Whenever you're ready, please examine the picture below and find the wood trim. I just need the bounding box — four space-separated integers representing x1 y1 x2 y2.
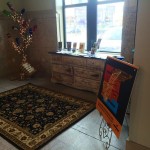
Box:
126 140 150 150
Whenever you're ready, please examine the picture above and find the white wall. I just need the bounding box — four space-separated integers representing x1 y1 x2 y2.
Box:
129 0 150 148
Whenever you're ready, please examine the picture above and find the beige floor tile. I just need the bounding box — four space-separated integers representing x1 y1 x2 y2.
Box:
0 137 18 150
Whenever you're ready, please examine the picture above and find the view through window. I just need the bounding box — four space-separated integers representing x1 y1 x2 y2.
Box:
65 6 87 49
97 2 124 52
63 0 124 52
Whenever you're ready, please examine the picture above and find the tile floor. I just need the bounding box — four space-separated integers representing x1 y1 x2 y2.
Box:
0 78 129 150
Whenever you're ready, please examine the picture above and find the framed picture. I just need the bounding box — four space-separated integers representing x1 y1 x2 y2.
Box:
73 42 77 49
21 62 36 76
66 42 71 51
79 42 85 53
58 42 62 51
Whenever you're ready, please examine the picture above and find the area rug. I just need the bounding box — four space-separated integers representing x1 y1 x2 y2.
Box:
0 83 95 150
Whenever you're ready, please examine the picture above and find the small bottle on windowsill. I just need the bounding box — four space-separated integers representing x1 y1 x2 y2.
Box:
58 42 62 51
91 42 98 55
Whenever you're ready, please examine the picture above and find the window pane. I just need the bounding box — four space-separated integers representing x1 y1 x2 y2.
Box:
65 0 88 5
97 2 124 52
65 7 87 49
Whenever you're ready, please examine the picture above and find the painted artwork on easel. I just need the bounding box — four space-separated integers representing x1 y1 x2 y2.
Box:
96 56 138 138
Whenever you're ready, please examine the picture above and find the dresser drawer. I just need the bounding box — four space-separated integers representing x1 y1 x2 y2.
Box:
74 67 102 81
51 54 62 63
86 58 104 69
52 64 73 75
62 56 86 66
74 76 100 93
51 72 73 85
50 53 104 93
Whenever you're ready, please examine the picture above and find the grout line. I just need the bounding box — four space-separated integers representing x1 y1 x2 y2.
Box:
75 124 88 130
72 127 121 150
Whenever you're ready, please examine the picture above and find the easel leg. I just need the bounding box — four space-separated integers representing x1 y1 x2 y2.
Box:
99 118 113 149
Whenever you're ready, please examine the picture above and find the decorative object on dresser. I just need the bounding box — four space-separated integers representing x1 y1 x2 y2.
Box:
79 42 85 53
58 41 62 51
72 42 77 52
50 53 105 93
66 42 72 51
0 83 95 150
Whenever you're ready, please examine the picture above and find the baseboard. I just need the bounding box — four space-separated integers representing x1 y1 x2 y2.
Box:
126 140 150 150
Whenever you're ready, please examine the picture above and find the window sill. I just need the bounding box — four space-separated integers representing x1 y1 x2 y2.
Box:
53 50 123 60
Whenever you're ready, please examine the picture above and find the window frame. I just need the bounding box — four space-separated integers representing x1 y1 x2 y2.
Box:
63 0 124 52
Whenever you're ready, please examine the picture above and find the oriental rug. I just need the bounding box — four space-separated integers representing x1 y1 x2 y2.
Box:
0 83 95 150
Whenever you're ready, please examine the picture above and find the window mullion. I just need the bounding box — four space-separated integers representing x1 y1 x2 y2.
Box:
63 0 66 48
87 0 97 51
64 3 87 8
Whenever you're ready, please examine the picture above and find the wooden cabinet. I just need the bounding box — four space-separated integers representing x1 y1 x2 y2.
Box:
50 53 105 93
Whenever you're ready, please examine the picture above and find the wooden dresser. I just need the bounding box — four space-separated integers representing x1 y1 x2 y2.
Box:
50 53 105 93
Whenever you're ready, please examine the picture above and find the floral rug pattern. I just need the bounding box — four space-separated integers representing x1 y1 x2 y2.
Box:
0 83 95 150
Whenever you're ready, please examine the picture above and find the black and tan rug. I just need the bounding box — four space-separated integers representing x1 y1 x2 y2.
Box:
0 83 95 150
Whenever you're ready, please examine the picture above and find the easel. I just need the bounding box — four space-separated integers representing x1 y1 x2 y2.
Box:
99 116 113 149
96 56 138 149
99 113 130 149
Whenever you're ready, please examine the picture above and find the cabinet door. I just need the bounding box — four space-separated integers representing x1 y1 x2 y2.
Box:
51 54 62 64
74 67 102 81
74 76 100 93
62 56 86 66
51 72 73 86
86 58 105 69
52 64 73 75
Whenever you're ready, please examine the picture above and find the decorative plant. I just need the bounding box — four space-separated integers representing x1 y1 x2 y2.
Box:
3 2 37 79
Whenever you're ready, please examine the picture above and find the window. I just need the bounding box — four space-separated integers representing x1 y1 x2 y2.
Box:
97 2 124 52
63 0 124 53
65 7 87 48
